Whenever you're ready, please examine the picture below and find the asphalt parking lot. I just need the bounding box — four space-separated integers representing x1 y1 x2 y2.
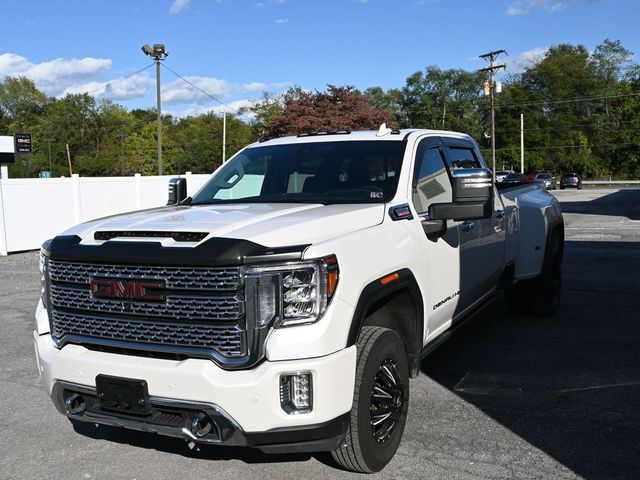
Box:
1 188 639 480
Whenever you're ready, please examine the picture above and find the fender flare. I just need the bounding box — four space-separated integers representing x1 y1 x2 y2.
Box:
346 268 424 377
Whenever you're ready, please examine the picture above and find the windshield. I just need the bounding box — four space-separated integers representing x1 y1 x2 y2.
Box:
537 173 552 179
505 173 522 180
191 140 407 205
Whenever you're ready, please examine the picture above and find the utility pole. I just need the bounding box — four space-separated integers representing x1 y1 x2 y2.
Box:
479 49 507 182
66 144 73 175
116 133 126 165
45 139 54 173
520 113 524 174
141 44 169 176
222 111 227 163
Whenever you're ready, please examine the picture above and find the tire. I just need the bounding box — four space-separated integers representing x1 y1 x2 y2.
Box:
505 234 562 317
332 326 409 473
530 235 562 316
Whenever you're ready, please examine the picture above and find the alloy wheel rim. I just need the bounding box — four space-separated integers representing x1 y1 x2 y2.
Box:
370 358 404 444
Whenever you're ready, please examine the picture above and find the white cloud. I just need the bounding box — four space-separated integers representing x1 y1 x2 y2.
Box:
161 76 289 104
0 53 112 97
63 75 155 101
505 47 549 73
166 99 256 120
169 0 190 14
0 52 287 118
274 18 289 24
505 0 596 15
162 76 233 104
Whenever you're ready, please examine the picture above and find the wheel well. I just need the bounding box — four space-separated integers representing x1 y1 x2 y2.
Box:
361 289 417 367
347 269 424 378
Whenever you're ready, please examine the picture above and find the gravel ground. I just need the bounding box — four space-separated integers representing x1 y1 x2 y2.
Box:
1 188 639 480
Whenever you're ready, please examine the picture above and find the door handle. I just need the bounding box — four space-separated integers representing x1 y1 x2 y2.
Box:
461 222 475 232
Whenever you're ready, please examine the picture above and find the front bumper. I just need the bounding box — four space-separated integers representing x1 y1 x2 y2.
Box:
34 331 356 449
50 380 350 453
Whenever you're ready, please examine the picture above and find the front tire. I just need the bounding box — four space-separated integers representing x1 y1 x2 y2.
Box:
332 327 409 473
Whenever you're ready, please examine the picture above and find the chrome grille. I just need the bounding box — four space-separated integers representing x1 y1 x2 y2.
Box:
47 260 246 361
48 260 241 290
51 311 244 356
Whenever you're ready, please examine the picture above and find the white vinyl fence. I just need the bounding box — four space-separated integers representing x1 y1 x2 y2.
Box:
0 172 211 255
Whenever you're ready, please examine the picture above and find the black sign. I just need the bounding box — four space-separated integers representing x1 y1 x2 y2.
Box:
15 133 32 153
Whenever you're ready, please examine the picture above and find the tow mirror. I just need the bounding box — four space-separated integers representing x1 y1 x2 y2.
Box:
452 168 493 203
167 177 187 205
429 168 493 221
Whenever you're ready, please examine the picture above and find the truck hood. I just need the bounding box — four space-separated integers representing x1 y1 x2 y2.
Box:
66 203 386 248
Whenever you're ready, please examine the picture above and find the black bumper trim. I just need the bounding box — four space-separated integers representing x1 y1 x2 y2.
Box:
52 381 349 453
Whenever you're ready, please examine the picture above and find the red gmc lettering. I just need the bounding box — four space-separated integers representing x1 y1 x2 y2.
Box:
90 279 164 301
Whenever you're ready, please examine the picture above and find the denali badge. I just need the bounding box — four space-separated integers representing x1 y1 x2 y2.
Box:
90 278 166 302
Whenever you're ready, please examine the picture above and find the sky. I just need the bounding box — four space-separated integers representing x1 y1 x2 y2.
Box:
0 0 637 119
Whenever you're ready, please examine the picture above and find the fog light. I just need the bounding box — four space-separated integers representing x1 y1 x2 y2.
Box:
280 373 312 414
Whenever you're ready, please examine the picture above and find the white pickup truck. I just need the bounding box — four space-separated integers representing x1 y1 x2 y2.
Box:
35 127 563 473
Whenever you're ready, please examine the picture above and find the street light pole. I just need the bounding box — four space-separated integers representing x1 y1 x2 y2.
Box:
141 44 169 176
479 49 507 183
155 58 162 175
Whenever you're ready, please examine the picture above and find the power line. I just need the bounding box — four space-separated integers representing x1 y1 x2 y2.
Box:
495 90 640 109
485 141 639 152
497 118 640 134
160 63 253 121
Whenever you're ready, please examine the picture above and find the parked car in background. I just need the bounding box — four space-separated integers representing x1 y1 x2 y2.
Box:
502 172 526 185
495 170 514 183
535 172 557 190
560 172 582 189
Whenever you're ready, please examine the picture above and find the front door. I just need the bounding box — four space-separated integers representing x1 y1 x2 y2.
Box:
409 136 462 341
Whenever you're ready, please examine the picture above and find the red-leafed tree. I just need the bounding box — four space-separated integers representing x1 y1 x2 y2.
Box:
263 85 397 138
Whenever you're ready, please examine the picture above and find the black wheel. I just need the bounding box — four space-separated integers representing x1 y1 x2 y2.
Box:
506 235 562 316
332 326 409 473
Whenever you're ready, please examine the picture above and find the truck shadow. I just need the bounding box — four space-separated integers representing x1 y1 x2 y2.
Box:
70 419 319 465
421 239 640 479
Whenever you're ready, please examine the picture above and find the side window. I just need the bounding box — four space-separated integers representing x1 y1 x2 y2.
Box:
412 146 452 214
444 147 481 169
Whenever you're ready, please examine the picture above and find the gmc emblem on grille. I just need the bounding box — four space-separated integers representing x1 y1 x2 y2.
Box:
90 278 166 302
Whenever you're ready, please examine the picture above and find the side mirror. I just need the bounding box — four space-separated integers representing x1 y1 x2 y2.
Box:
167 177 187 205
429 168 493 221
452 168 493 203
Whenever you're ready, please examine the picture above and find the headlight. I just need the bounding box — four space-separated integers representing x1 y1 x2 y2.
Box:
246 255 339 328
39 249 49 309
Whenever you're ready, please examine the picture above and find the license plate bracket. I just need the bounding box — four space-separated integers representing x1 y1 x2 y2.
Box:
96 374 152 416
